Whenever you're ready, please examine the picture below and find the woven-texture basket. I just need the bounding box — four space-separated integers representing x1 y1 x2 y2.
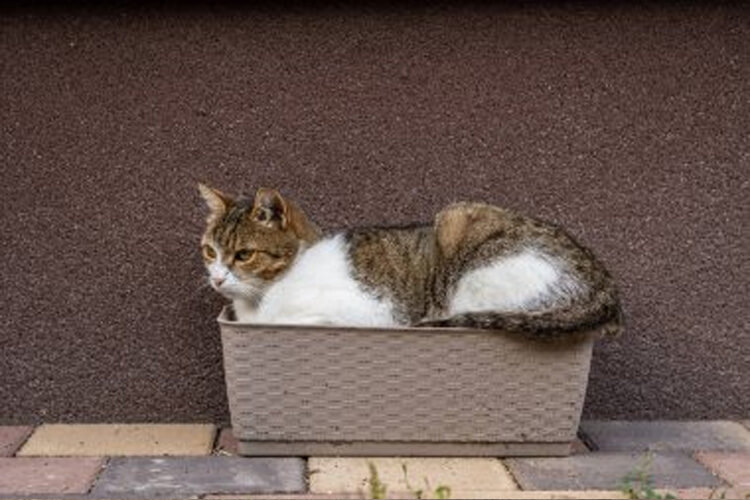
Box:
218 307 595 456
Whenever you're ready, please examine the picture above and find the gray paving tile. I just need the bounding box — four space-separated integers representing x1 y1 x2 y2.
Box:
91 457 306 497
506 452 723 490
580 420 750 452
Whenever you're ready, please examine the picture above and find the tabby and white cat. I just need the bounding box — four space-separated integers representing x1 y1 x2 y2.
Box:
199 184 622 339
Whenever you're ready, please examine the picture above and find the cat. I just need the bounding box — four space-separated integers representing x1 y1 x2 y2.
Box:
199 184 622 340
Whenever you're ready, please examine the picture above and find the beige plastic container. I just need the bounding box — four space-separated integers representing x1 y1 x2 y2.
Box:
218 306 595 456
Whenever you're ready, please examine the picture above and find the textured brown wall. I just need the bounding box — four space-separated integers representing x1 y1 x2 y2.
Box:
1 2 748 424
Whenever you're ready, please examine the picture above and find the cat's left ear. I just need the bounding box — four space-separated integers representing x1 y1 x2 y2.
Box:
252 188 288 229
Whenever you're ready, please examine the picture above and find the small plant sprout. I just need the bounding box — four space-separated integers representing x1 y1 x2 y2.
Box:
402 463 424 499
434 485 452 500
366 462 452 500
368 462 387 500
618 453 676 500
401 462 452 500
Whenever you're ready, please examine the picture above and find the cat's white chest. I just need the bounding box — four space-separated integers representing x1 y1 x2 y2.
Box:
235 235 398 327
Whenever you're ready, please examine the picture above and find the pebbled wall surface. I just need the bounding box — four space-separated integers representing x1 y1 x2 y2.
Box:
1 2 748 423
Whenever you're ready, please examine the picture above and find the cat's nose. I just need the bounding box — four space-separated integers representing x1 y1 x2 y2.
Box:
211 277 225 288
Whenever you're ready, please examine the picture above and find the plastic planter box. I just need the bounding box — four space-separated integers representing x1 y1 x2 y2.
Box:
218 306 595 456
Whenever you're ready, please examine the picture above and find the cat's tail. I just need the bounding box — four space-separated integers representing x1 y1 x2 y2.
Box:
418 291 622 341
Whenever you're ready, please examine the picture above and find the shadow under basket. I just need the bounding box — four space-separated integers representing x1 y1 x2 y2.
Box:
217 306 595 457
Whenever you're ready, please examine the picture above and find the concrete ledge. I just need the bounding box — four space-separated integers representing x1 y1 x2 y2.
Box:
237 440 572 457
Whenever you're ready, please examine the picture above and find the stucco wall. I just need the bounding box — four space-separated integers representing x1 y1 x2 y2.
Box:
1 2 748 423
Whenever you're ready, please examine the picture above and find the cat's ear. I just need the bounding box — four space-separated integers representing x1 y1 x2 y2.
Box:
252 188 288 229
198 183 231 214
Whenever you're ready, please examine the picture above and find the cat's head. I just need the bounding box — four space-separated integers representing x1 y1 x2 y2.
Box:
198 184 321 301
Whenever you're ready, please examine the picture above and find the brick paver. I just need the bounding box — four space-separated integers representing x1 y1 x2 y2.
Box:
0 457 105 495
216 428 239 455
506 452 723 491
18 423 216 456
440 492 627 500
91 457 306 496
722 487 750 499
580 420 750 452
204 495 366 500
1 421 746 498
0 427 32 457
695 452 750 487
664 487 750 499
309 457 517 499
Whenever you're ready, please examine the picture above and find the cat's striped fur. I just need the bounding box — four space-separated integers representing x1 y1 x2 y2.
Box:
199 185 622 340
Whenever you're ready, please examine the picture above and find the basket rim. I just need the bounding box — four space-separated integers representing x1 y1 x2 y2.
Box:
217 305 599 342
218 305 477 335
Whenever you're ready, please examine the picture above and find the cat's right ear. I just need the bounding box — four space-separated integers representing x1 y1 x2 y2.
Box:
252 188 288 229
198 183 231 215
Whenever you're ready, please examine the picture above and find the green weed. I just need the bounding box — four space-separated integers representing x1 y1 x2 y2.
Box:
368 462 387 500
365 462 452 500
618 453 675 500
401 463 451 499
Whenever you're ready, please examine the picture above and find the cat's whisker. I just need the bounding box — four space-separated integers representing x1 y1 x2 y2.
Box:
194 278 213 291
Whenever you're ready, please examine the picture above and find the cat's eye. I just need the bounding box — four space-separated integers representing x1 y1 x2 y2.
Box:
235 249 256 262
202 245 216 260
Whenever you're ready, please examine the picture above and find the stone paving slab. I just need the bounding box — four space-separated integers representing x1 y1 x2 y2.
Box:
722 487 750 500
18 424 216 457
0 427 33 457
309 457 517 499
91 457 305 497
505 452 723 491
664 487 750 499
580 420 750 452
695 452 750 487
206 492 629 500
0 457 105 495
204 495 366 500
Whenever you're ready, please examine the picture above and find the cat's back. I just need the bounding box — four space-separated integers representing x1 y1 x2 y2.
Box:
344 203 578 321
435 202 551 258
346 224 438 322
